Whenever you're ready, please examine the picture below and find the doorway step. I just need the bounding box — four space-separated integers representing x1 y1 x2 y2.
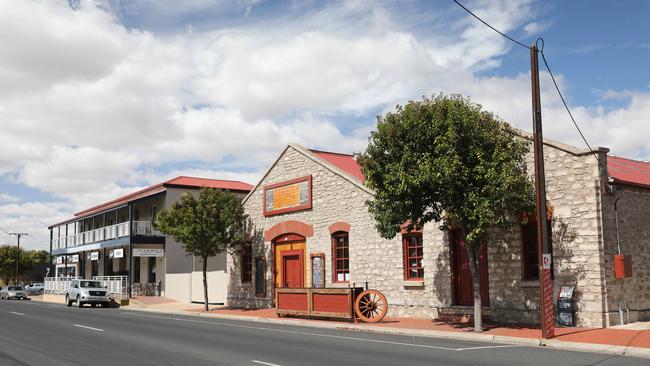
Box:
436 306 494 324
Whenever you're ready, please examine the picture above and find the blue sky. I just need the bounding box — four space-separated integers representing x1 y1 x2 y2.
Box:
1 0 649 249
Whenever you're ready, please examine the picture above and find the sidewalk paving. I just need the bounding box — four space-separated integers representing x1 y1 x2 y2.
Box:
121 299 650 358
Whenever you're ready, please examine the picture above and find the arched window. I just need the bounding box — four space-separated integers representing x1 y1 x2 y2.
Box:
331 232 349 283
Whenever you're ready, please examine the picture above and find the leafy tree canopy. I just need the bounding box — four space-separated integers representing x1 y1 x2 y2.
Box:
359 94 535 245
155 188 248 258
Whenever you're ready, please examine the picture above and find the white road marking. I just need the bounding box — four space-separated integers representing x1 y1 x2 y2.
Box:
10 312 24 316
73 324 104 332
252 360 283 366
123 313 466 351
456 345 522 351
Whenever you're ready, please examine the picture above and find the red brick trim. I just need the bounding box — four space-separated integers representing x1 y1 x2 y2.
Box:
328 221 351 234
400 221 422 234
264 220 314 242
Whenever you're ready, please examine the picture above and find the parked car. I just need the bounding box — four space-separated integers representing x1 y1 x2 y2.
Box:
65 279 111 308
24 283 44 295
0 285 29 300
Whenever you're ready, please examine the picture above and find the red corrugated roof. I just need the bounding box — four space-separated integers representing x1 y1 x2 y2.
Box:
309 150 365 183
608 156 650 188
50 176 253 227
164 176 253 191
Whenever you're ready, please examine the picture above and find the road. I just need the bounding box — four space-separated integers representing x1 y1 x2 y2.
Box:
0 299 646 366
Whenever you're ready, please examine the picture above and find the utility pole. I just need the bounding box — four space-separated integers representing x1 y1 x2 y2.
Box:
530 42 555 339
9 232 29 285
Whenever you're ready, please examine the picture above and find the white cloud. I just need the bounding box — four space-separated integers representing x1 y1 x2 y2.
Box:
523 21 552 36
0 201 72 250
0 194 20 203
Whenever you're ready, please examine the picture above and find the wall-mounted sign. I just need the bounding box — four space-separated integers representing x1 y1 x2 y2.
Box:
311 253 325 289
56 256 63 264
69 254 79 263
113 248 124 259
90 252 99 261
263 176 312 216
542 253 552 269
133 248 164 257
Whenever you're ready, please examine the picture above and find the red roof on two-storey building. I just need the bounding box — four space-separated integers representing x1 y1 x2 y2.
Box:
49 176 253 228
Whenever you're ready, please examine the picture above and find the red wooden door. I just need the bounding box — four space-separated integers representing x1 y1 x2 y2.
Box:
451 229 489 306
282 253 303 288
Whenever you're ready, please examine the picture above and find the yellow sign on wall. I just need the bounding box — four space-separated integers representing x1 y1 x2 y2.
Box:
264 176 312 216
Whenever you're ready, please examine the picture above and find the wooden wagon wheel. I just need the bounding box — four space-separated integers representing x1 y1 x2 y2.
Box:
354 289 387 323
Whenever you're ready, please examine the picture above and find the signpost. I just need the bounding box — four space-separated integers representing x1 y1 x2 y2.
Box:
311 253 325 289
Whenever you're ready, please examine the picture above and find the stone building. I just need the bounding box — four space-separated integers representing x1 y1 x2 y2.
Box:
227 139 650 328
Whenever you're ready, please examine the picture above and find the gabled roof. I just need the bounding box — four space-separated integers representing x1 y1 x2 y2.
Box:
242 144 371 205
49 176 253 228
607 156 650 189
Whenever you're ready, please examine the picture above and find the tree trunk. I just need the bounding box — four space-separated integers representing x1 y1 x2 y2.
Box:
202 255 209 312
465 236 483 332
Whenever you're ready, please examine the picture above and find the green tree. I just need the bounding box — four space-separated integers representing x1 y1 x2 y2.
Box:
155 188 248 311
359 94 535 332
0 245 36 285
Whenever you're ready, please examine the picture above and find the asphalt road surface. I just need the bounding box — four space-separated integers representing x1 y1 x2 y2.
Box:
0 299 647 366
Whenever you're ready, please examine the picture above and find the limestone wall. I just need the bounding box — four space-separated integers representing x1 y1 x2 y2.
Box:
228 146 449 317
484 144 606 326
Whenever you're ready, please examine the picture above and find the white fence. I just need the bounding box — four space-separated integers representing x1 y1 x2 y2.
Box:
44 275 129 300
93 275 129 300
44 276 79 295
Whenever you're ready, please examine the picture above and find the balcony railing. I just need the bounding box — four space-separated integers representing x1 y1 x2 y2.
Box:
52 221 161 250
131 221 162 236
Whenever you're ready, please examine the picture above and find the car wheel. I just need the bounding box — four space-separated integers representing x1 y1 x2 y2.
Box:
66 295 72 307
76 295 83 308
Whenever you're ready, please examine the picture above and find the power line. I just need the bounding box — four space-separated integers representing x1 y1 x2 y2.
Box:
451 0 529 49
538 45 610 178
451 0 610 179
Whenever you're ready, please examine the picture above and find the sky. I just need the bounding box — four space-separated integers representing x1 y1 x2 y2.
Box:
1 0 649 250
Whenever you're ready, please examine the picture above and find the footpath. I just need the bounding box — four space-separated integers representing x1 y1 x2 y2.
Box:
37 295 650 359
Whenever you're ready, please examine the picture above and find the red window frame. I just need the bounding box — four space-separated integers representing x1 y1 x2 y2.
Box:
331 232 349 283
241 242 252 283
521 219 553 281
403 233 424 280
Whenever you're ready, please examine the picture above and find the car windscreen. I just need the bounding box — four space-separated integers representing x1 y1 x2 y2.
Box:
80 281 102 288
8 286 23 290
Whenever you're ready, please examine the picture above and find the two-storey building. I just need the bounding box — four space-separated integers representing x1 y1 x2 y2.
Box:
49 176 252 303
